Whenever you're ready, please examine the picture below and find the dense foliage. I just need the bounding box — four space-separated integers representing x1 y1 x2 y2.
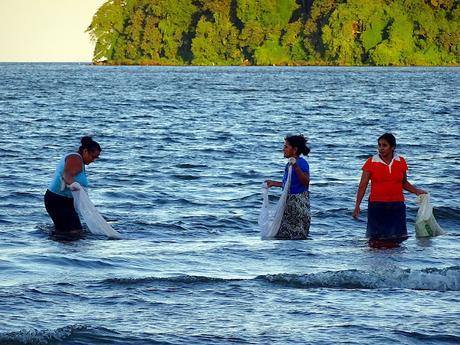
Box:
87 0 460 65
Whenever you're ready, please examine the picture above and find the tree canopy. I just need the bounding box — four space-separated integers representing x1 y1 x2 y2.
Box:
87 0 460 65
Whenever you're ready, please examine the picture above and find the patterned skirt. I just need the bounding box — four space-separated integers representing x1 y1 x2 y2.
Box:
275 191 311 240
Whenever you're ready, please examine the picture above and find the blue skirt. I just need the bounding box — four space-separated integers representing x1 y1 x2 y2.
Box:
367 201 407 242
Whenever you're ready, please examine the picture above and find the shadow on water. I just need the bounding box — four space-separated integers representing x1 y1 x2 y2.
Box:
415 237 436 248
48 232 86 243
36 223 86 242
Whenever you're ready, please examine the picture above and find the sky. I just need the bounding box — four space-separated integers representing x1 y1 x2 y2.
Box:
0 0 106 62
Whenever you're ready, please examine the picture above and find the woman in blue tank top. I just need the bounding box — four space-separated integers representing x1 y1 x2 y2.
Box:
44 136 101 238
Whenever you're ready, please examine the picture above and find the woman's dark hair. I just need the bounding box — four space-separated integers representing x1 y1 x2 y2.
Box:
378 133 396 148
285 134 310 156
78 136 101 154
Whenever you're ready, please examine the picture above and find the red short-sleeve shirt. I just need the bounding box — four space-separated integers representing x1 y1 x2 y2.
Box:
362 154 408 202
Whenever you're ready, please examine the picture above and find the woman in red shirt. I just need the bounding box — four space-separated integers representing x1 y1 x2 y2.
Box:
352 133 426 248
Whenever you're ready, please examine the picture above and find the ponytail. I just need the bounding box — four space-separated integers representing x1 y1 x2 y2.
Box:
78 136 101 154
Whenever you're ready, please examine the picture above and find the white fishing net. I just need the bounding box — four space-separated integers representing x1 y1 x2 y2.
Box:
259 165 292 239
71 182 122 239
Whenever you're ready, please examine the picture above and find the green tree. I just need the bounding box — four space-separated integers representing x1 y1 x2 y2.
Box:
281 21 308 63
151 0 197 63
237 0 299 64
87 0 125 62
140 15 162 62
124 8 146 60
87 0 459 66
302 0 339 62
358 1 388 58
321 0 367 65
369 1 416 65
253 35 291 65
191 0 241 65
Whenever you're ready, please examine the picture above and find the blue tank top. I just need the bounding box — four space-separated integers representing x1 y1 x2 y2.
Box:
48 153 88 198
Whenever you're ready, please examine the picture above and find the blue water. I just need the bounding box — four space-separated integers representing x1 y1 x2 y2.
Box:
0 64 459 344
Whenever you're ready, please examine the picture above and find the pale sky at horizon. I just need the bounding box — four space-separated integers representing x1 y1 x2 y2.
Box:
0 0 106 62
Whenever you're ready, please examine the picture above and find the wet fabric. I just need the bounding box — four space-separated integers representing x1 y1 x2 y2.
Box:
259 165 292 239
275 191 311 240
366 201 407 242
71 182 121 239
44 189 82 233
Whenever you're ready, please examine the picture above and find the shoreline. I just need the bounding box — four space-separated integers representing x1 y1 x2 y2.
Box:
92 61 460 68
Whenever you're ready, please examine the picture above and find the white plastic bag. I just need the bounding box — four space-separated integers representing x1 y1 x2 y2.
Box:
259 165 292 239
71 182 122 239
415 193 444 237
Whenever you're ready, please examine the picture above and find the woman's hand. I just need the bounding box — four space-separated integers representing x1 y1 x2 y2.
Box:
415 189 427 196
352 205 360 219
352 171 370 220
69 182 81 191
265 180 274 188
265 180 282 188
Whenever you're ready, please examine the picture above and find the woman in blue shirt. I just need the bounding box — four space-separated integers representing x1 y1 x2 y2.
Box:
265 135 311 239
44 136 101 238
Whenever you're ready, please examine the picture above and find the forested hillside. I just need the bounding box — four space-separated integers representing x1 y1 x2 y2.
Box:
87 0 459 65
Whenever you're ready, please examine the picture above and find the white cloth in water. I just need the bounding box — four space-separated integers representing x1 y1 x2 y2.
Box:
71 182 122 239
415 193 444 237
259 165 292 239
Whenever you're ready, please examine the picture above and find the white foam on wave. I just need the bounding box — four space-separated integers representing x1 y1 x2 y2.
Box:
261 266 460 291
0 325 85 345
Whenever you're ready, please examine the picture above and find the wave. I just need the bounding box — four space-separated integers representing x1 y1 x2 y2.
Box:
100 266 459 291
0 325 86 345
395 330 460 343
434 206 460 221
28 256 117 269
0 325 165 345
172 174 201 180
0 217 13 225
258 266 460 291
103 275 243 285
175 163 207 169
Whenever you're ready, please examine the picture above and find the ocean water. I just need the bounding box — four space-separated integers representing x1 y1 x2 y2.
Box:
0 64 459 345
